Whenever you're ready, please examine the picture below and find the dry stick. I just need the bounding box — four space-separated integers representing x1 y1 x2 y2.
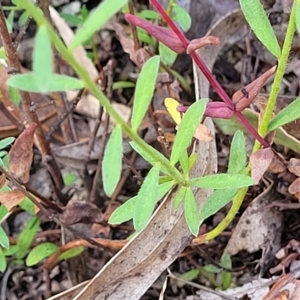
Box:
0 5 65 200
13 15 31 49
128 0 140 51
37 0 77 144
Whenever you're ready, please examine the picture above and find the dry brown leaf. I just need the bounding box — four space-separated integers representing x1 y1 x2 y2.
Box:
194 124 213 142
288 158 300 177
59 201 103 225
250 147 274 184
0 190 26 211
268 154 287 174
288 178 300 195
8 123 37 184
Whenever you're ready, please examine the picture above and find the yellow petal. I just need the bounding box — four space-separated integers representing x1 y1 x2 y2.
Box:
164 97 182 125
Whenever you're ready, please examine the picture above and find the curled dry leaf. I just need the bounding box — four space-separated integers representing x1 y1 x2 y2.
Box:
250 147 274 184
125 14 186 54
288 178 300 200
288 158 300 177
59 200 103 225
8 123 37 184
186 36 220 54
194 124 213 142
0 190 26 211
232 66 276 112
268 154 287 174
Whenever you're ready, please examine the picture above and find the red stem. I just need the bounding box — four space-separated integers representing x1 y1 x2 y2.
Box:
149 0 269 148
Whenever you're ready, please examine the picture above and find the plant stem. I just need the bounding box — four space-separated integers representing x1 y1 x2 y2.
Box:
253 0 297 152
17 0 186 186
149 0 269 148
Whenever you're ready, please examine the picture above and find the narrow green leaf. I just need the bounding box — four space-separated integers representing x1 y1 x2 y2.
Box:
61 13 83 27
57 246 85 261
184 188 199 236
6 10 14 34
296 2 300 34
131 56 160 131
8 74 84 93
173 186 187 209
159 42 177 66
69 0 128 50
199 189 238 221
180 269 200 281
228 131 247 174
173 4 191 32
110 179 174 226
33 25 52 78
190 174 254 189
202 264 222 274
0 248 7 272
26 243 59 266
221 253 232 289
8 86 21 106
170 100 206 165
267 97 300 132
138 10 159 20
0 226 9 249
16 216 40 259
179 151 189 177
3 245 19 257
0 137 15 150
109 196 136 225
112 81 135 90
188 153 197 170
19 197 35 215
133 164 160 231
239 0 281 57
102 125 123 196
18 10 29 27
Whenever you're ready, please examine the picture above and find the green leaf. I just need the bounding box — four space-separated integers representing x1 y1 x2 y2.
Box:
199 189 238 221
61 13 83 27
239 0 281 57
57 246 85 262
102 125 123 196
202 264 222 274
138 10 159 20
131 56 160 131
63 172 78 186
18 10 29 27
26 243 59 266
159 42 177 66
173 186 187 209
3 245 19 256
0 137 15 150
170 100 206 165
133 164 160 231
180 269 200 281
188 153 197 170
179 151 189 177
228 131 247 174
0 226 9 249
173 4 191 32
109 196 136 225
184 187 199 236
69 0 128 50
16 216 40 259
19 197 35 215
6 10 14 34
8 86 21 106
0 248 7 272
189 174 254 189
33 25 52 78
112 81 135 90
8 73 84 93
267 97 300 132
221 253 232 289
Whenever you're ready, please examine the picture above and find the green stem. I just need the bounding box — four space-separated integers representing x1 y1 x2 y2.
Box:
18 0 185 185
166 0 176 16
253 0 297 152
202 2 297 242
